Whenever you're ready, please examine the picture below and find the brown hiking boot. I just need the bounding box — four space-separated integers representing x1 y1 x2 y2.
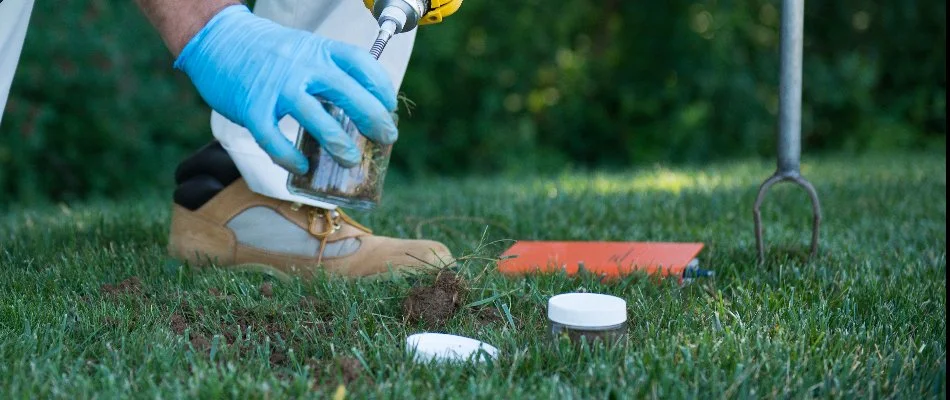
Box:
168 176 454 280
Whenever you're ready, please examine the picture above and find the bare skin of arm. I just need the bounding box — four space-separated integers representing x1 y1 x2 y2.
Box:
134 0 242 57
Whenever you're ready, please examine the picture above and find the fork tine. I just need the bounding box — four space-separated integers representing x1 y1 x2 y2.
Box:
753 173 822 262
792 175 823 258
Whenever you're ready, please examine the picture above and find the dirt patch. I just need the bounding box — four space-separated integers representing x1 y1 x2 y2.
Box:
169 303 213 353
336 357 364 384
475 307 504 325
170 312 189 335
308 357 366 387
402 271 465 327
100 277 143 297
206 287 236 301
170 306 295 358
298 295 322 310
259 283 274 298
189 334 212 352
298 296 334 321
232 309 286 338
269 350 289 367
169 300 207 336
214 308 301 349
300 320 330 334
167 297 333 364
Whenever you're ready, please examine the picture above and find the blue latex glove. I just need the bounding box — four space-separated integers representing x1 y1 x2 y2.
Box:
174 5 398 173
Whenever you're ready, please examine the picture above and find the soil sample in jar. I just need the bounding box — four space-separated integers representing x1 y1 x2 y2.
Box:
287 100 394 210
548 293 628 345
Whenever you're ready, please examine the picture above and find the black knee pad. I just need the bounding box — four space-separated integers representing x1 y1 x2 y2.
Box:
173 141 241 210
174 174 226 211
174 141 241 187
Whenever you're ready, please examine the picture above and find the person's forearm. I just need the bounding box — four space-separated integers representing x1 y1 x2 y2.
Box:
135 0 242 57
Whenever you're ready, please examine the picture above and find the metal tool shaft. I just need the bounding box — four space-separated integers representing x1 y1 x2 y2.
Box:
752 0 822 262
777 0 804 175
370 31 392 59
370 14 400 59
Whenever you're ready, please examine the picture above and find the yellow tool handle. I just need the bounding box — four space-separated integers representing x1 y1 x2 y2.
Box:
362 0 463 26
419 0 463 25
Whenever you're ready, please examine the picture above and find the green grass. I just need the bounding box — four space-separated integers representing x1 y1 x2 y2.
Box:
1 151 945 398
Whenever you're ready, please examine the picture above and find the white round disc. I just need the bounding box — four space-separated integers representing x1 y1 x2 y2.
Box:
406 333 499 363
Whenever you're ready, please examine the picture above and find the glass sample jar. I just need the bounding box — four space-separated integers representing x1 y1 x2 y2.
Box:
548 293 628 345
287 100 394 210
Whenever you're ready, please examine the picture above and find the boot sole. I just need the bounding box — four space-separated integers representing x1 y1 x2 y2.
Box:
175 258 431 283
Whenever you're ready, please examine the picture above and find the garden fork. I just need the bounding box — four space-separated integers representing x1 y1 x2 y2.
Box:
753 0 822 261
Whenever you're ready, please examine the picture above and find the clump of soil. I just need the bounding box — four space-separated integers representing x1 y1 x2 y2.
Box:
299 296 334 323
170 312 189 335
206 287 237 301
269 351 289 367
168 301 215 353
167 295 333 363
225 309 288 344
308 357 366 386
299 296 321 310
336 357 364 384
475 307 504 325
100 277 143 297
259 283 274 298
189 334 212 352
290 130 392 205
402 271 465 327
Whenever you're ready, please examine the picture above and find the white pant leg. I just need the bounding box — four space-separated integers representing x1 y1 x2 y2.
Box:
0 0 35 129
211 0 417 209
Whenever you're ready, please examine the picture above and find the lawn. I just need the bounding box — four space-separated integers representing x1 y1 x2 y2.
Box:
0 151 945 398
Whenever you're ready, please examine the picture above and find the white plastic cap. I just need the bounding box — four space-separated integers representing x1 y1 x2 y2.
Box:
406 333 499 363
548 293 627 327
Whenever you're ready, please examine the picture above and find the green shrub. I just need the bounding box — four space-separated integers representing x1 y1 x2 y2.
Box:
1 0 209 203
1 0 945 203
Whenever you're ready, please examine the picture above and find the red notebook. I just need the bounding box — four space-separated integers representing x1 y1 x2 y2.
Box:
497 241 705 278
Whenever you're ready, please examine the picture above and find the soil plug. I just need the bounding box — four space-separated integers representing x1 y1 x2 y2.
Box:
402 271 465 328
287 103 395 210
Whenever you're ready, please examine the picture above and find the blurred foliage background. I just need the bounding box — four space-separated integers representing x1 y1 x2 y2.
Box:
1 0 945 203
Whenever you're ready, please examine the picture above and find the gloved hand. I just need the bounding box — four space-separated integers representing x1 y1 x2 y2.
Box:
174 5 398 174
